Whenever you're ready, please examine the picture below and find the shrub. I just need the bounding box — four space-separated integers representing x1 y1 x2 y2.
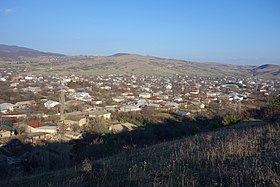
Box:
209 120 222 130
264 95 280 122
271 95 280 110
82 158 92 174
223 114 237 126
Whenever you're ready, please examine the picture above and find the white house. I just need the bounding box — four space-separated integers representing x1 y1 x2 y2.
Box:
15 100 36 109
0 103 14 113
135 99 148 108
75 92 92 102
112 97 125 103
139 92 152 98
26 125 58 134
92 100 103 105
166 84 172 90
174 96 183 102
120 105 141 112
44 100 59 109
88 110 111 119
0 77 7 82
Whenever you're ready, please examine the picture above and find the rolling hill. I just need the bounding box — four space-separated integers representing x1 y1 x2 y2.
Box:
252 64 280 79
0 44 64 60
0 44 279 79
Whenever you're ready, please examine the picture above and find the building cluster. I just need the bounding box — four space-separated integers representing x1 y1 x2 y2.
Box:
0 66 279 143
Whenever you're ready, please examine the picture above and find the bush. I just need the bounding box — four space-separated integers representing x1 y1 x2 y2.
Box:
82 158 92 174
209 120 222 130
264 95 280 122
223 114 237 126
271 95 280 110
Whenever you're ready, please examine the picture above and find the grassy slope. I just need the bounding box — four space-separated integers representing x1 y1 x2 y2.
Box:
252 64 280 80
55 55 251 77
1 53 280 79
2 121 280 187
0 54 251 77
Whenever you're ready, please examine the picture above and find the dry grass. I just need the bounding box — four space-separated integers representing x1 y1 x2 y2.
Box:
2 122 280 186
0 54 251 77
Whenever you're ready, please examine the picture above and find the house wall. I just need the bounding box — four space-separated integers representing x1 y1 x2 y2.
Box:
64 120 78 127
78 118 87 127
0 131 11 138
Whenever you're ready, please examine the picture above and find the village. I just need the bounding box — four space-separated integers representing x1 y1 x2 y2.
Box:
0 65 279 145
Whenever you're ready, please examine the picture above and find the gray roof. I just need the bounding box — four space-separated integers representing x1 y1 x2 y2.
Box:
0 103 14 111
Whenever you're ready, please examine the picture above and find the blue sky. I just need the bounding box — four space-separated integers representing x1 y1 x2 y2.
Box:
0 0 279 65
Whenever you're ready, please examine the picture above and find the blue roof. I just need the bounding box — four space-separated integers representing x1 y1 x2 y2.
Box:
174 111 189 116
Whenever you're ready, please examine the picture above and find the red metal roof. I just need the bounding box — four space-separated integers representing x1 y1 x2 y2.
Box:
27 120 48 128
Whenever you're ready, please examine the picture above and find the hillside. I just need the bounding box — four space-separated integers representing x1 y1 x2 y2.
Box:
2 52 252 78
252 64 280 79
2 121 280 187
0 44 279 78
0 44 64 60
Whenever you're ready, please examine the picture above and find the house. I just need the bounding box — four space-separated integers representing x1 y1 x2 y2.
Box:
166 84 172 90
203 98 212 105
164 102 179 108
44 100 59 109
25 120 56 134
103 86 112 90
0 125 15 138
0 103 14 113
109 122 137 133
174 96 183 102
207 92 222 97
88 110 111 119
120 105 141 112
190 90 199 95
64 132 83 140
22 86 41 93
64 115 87 127
10 82 18 87
75 92 92 102
187 105 202 114
148 103 161 109
135 99 148 108
200 103 205 109
139 92 152 99
159 105 175 111
15 100 36 109
221 83 239 88
32 126 58 134
124 94 135 100
153 91 163 96
112 97 125 103
27 132 49 143
191 100 201 106
105 105 120 112
92 100 103 105
2 113 27 119
0 129 11 138
174 110 190 116
182 102 191 108
0 77 7 82
147 97 163 104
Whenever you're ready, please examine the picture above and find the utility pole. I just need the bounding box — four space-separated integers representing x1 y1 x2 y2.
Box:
59 91 65 121
238 101 241 115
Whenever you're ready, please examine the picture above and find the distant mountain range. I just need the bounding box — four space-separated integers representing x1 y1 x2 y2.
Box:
0 44 279 79
0 44 64 60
